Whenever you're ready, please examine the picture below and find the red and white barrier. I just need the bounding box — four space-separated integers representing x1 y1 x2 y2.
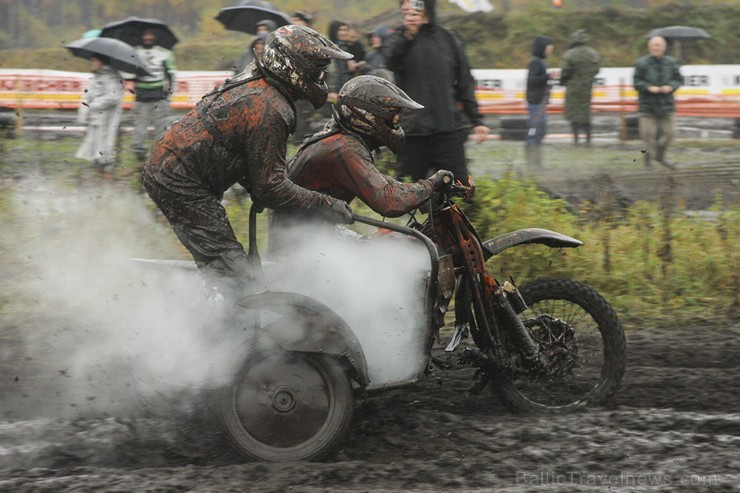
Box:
1 66 739 117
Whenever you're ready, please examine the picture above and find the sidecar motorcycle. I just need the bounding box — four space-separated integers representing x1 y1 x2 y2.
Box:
141 184 626 462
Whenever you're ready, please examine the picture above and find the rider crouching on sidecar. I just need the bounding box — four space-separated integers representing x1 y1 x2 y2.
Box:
269 75 454 253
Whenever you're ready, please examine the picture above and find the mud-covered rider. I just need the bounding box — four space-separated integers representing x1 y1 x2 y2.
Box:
270 75 453 251
142 25 354 284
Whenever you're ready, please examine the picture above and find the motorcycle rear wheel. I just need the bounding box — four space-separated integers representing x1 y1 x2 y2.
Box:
215 350 354 461
492 277 626 413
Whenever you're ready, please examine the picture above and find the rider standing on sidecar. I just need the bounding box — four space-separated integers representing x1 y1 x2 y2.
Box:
270 74 453 249
143 25 354 281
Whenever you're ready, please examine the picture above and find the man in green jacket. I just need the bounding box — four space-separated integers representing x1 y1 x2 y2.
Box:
633 36 682 168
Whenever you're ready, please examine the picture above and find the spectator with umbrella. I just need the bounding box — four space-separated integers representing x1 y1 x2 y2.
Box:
634 36 682 169
291 11 314 27
131 28 177 162
101 17 178 162
232 19 276 75
233 31 269 75
75 54 123 177
65 37 151 177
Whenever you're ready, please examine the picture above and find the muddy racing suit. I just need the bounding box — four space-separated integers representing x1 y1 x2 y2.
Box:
270 121 436 252
143 72 348 279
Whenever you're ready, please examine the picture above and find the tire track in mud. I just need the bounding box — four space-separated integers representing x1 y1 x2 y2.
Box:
3 322 738 491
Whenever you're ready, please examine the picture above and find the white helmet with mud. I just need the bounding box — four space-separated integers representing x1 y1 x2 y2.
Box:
335 75 423 153
261 25 352 109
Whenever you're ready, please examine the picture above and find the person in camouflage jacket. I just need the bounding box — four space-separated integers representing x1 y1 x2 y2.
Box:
560 29 601 144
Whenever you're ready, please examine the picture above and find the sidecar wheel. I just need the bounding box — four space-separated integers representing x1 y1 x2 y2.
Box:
216 351 353 462
492 278 626 413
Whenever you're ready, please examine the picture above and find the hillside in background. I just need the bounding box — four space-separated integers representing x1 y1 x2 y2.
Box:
0 2 737 71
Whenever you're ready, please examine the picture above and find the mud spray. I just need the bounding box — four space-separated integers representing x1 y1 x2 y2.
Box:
2 179 433 467
4 181 246 420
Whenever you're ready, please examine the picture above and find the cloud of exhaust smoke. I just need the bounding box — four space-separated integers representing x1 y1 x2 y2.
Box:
3 180 435 423
266 223 432 387
3 182 245 419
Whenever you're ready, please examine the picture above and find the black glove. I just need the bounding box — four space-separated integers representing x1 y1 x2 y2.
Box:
321 197 353 224
430 170 454 190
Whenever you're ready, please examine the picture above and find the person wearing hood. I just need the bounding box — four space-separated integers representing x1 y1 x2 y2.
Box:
75 55 123 176
233 32 268 75
292 11 313 27
255 19 277 35
560 29 600 145
365 25 394 82
525 35 554 167
383 0 489 186
233 19 276 75
326 20 352 101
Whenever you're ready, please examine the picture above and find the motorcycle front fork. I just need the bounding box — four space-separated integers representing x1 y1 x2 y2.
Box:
490 282 539 362
450 275 541 372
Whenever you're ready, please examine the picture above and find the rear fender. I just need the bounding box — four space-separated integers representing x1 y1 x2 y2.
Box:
482 228 583 259
235 291 370 386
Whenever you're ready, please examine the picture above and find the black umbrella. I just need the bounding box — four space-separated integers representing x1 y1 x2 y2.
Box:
646 26 711 61
65 37 152 77
647 25 711 41
100 16 179 50
216 0 292 34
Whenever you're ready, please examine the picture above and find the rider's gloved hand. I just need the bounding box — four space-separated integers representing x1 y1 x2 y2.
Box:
461 175 476 201
322 197 354 224
430 170 454 190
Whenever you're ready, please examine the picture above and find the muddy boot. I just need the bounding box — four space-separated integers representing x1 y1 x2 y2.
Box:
571 123 579 144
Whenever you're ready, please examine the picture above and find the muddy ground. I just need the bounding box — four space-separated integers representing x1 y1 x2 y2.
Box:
1 318 738 492
0 127 739 492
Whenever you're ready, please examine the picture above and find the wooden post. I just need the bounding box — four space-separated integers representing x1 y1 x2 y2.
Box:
619 78 627 142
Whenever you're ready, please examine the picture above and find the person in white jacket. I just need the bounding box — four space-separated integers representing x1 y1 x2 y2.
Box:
75 55 123 175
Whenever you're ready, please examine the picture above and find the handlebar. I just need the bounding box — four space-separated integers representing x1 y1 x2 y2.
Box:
448 182 471 198
433 173 474 201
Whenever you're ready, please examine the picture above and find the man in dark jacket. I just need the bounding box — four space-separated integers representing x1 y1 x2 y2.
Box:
525 35 553 167
142 26 354 284
383 0 489 186
633 36 682 168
